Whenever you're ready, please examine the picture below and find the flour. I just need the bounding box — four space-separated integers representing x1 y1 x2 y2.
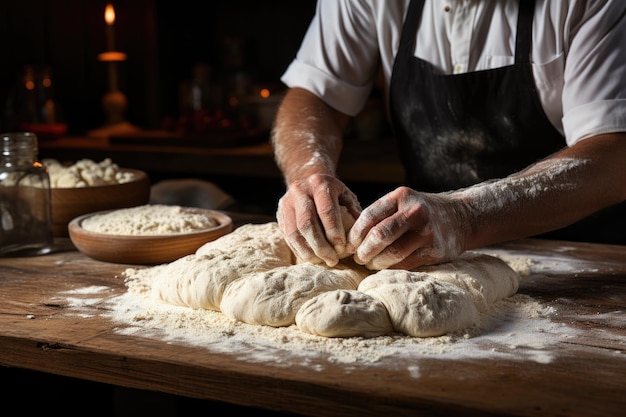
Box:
81 204 218 235
52 249 611 369
94 287 571 367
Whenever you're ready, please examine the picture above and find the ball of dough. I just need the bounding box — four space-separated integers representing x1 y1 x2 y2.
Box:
363 280 479 337
151 245 291 311
196 222 293 264
296 289 393 338
220 263 359 327
415 252 519 310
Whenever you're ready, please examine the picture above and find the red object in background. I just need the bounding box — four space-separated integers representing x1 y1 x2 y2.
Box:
19 122 68 140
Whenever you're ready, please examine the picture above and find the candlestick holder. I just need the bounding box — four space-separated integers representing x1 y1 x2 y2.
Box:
89 51 139 138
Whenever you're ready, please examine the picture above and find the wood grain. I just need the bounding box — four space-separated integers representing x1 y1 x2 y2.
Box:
0 235 625 416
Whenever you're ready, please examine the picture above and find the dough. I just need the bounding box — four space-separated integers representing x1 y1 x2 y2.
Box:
363 279 479 337
416 252 519 310
196 222 292 262
296 256 372 288
150 247 289 311
359 252 518 311
357 252 519 337
143 222 520 339
220 263 359 327
337 205 356 259
151 223 292 310
296 289 393 338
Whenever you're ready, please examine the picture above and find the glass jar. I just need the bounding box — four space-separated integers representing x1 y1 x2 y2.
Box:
0 132 53 256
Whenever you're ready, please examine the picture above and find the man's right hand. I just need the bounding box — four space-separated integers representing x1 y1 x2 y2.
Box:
276 173 362 267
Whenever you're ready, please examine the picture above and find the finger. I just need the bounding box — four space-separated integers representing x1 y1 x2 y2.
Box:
347 196 397 252
277 195 328 264
277 198 316 262
353 204 418 264
296 197 339 267
364 230 433 270
388 246 443 270
312 185 347 257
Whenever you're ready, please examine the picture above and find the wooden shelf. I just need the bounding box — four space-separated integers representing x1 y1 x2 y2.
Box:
38 134 405 184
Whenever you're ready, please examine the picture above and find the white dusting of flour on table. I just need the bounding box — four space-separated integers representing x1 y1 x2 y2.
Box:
51 252 589 374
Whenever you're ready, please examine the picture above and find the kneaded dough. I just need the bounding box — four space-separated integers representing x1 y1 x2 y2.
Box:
151 247 290 311
356 252 519 337
363 280 479 337
144 221 519 339
358 252 518 311
220 263 359 327
296 256 372 288
295 289 393 338
152 223 292 310
196 222 292 263
416 252 519 310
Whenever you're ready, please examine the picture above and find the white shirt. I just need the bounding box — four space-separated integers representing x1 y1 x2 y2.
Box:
281 0 626 146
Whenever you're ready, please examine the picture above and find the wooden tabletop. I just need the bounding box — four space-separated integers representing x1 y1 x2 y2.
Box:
1 221 625 416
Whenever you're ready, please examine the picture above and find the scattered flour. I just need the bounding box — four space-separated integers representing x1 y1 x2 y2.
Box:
50 277 583 370
46 231 622 372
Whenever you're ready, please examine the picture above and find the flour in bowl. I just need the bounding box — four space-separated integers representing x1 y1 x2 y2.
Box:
81 204 218 235
44 158 136 188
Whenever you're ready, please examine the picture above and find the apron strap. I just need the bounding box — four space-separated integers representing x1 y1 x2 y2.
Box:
397 0 425 54
515 0 535 64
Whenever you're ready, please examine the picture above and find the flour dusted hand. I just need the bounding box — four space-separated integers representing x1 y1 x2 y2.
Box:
347 187 469 270
276 173 362 267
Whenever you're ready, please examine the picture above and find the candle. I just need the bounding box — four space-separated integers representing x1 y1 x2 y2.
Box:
108 62 118 92
104 3 116 52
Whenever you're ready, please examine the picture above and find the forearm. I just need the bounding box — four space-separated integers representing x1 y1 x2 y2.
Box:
271 87 349 185
456 133 626 250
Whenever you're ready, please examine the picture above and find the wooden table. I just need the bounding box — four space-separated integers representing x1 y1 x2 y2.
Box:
1 223 625 416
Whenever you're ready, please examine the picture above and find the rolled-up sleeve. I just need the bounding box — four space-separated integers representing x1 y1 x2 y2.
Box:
562 1 626 145
280 0 381 116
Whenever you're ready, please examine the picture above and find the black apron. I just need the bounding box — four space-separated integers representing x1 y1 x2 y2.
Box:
388 0 625 245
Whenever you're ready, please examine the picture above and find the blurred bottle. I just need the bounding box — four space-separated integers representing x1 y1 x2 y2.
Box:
0 132 53 256
221 36 253 128
2 65 67 140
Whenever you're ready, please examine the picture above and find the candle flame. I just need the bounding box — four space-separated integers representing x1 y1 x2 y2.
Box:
105 3 116 25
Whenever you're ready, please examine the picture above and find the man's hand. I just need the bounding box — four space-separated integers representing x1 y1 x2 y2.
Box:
276 173 361 267
346 187 469 270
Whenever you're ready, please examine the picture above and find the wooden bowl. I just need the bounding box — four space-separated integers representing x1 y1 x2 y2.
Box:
51 169 150 237
68 208 233 264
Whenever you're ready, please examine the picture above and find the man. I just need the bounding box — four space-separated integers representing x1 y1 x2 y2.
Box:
271 0 626 271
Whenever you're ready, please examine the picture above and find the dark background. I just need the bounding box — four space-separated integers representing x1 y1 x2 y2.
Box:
0 0 317 134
